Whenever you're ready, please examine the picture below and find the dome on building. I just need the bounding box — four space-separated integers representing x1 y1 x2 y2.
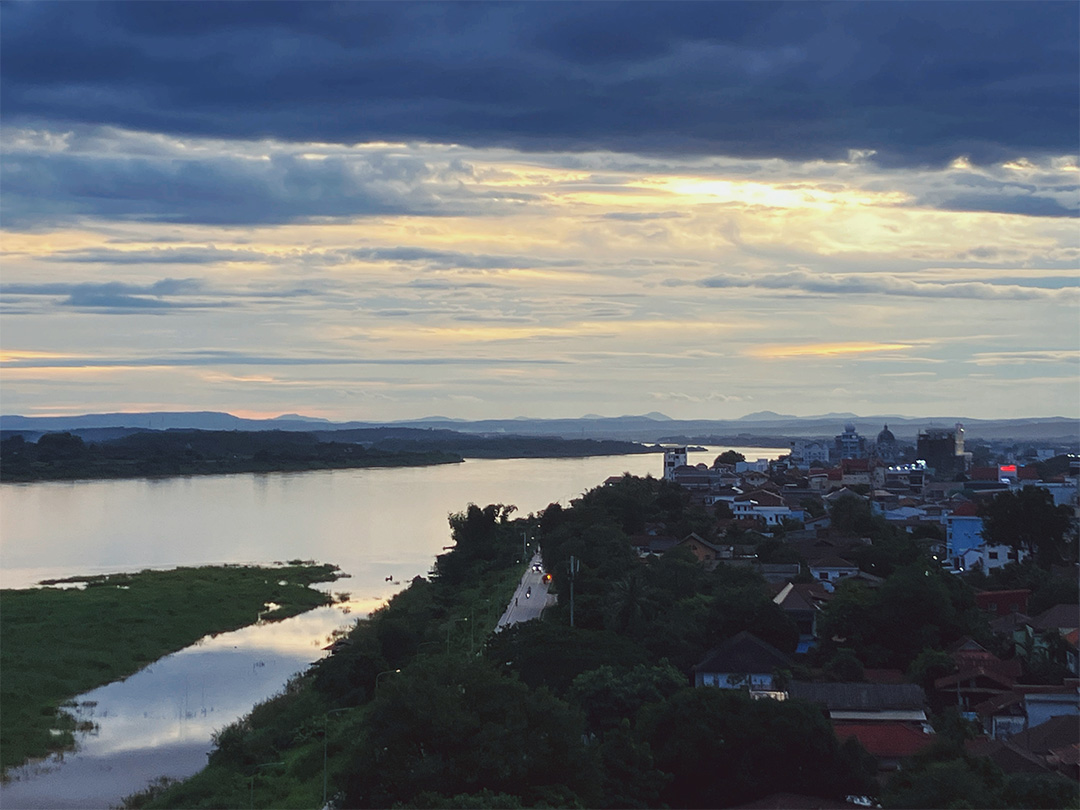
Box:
877 424 896 444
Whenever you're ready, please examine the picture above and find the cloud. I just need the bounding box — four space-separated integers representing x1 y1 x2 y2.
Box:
1 3 1075 167
699 269 1078 301
748 342 915 359
970 350 1080 366
52 247 268 264
1 278 219 312
0 147 487 227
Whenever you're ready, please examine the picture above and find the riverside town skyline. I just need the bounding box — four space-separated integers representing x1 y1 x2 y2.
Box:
1 2 1078 422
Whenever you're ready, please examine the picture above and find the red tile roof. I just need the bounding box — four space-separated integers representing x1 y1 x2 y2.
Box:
950 501 980 517
833 722 934 759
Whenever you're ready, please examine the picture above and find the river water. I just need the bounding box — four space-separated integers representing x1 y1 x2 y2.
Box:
0 447 778 807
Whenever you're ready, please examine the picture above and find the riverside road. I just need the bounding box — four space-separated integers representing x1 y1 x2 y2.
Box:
496 552 555 629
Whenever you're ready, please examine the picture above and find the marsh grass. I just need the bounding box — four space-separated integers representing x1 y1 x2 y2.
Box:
0 563 339 773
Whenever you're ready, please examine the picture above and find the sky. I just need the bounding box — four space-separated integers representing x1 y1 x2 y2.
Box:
1 1 1078 422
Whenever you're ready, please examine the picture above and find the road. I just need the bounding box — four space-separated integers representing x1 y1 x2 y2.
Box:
495 552 555 629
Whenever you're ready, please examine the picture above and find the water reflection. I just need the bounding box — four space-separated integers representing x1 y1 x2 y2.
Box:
0 600 359 809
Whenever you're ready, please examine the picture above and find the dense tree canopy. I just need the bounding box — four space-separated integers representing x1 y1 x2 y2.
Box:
980 488 1075 566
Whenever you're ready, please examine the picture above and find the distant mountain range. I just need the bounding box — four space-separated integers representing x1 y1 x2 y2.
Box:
2 411 1077 445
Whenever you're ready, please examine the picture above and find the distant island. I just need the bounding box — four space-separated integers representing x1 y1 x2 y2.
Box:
0 428 655 483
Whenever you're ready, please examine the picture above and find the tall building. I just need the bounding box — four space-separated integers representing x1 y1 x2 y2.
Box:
663 446 688 481
917 423 969 478
833 423 866 460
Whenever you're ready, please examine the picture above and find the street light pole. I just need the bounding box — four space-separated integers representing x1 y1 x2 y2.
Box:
568 555 580 628
322 709 351 807
375 668 401 691
446 617 468 655
250 761 284 809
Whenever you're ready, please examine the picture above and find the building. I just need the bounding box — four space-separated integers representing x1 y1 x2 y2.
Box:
790 439 831 467
872 424 903 463
917 423 970 479
662 446 688 481
833 423 866 460
693 631 793 692
808 555 860 592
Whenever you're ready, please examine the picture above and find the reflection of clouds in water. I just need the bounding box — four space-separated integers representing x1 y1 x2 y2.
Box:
0 605 360 807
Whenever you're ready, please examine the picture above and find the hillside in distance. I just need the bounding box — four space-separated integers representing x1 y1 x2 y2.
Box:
1 411 1077 445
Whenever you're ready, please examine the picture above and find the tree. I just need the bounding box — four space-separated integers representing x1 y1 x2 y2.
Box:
343 658 597 808
639 688 876 808
714 450 745 466
568 663 686 734
823 648 865 682
981 488 1075 566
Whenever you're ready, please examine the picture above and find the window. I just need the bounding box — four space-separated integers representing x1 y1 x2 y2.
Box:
819 572 830 580
988 551 998 560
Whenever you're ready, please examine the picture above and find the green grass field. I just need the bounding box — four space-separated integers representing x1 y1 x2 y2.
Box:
0 563 340 773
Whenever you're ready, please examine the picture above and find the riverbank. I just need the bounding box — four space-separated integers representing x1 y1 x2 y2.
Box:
129 507 532 808
0 563 342 773
0 429 656 483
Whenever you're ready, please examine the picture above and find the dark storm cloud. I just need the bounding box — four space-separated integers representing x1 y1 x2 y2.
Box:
0 150 476 227
2 2 1076 167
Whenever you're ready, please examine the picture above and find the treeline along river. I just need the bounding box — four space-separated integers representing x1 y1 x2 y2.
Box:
0 448 777 808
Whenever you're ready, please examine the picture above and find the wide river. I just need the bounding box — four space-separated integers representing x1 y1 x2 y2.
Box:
0 446 778 808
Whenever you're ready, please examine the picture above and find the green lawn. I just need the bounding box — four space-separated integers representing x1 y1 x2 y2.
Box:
0 563 340 772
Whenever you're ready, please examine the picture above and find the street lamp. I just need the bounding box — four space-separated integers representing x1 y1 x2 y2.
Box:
249 761 284 809
322 708 351 807
375 668 401 690
469 599 492 654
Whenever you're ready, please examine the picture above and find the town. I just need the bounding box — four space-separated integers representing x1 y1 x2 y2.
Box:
611 422 1079 802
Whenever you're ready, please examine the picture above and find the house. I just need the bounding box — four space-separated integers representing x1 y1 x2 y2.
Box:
964 737 1054 776
629 534 678 558
934 666 1017 714
975 684 1080 739
670 464 713 490
823 486 866 504
675 533 728 565
773 581 830 652
833 723 934 773
1006 714 1080 780
731 489 805 526
958 543 1027 572
1016 605 1080 676
787 682 928 724
693 631 793 692
740 470 770 489
807 555 859 592
975 589 1031 617
1031 604 1080 636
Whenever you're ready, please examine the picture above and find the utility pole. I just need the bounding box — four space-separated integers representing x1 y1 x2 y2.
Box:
568 555 580 628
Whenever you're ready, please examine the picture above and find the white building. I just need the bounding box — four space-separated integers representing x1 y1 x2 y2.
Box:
662 446 687 482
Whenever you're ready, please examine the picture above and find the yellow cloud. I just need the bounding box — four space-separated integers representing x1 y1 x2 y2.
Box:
0 350 83 364
749 342 914 358
628 176 910 210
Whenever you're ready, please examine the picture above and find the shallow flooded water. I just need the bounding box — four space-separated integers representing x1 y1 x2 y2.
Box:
0 601 358 808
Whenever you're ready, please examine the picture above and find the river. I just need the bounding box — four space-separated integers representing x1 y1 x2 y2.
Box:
0 446 779 807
